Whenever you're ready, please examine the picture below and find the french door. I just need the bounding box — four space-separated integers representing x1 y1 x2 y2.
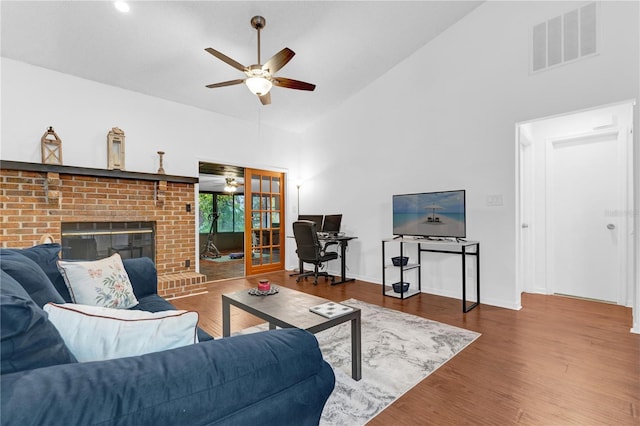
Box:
244 168 285 275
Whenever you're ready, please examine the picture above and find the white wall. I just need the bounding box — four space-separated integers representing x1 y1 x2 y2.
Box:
0 58 299 178
298 1 639 310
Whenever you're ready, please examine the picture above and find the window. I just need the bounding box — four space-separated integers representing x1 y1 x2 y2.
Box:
199 193 214 233
199 193 244 233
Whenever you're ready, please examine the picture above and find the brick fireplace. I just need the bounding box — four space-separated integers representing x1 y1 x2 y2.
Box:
0 161 207 298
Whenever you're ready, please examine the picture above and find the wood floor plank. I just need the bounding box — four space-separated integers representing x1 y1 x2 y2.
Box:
171 271 640 425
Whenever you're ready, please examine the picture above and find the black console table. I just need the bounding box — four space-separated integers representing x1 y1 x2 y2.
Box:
382 238 480 312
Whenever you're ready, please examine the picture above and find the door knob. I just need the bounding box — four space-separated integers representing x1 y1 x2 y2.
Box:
607 223 615 230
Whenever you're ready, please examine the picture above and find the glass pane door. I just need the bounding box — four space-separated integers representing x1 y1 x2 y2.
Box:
244 168 284 274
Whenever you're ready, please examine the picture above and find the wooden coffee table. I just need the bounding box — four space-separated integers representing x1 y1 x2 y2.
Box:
222 286 362 381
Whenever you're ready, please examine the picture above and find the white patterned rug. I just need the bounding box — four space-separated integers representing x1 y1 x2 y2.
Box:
238 298 480 425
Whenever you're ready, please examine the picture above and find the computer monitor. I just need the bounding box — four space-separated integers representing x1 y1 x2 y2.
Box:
297 214 323 230
322 214 342 234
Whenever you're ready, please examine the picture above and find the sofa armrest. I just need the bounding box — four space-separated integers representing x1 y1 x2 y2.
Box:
1 328 335 426
122 257 158 299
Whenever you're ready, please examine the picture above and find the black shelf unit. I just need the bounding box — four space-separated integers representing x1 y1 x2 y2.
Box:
381 238 421 299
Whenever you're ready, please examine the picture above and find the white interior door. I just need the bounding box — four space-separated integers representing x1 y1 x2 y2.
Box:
518 132 535 294
546 130 624 302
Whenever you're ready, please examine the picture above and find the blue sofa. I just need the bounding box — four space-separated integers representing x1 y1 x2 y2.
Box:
0 244 335 425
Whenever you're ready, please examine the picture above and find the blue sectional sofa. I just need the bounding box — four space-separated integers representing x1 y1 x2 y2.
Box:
0 244 335 425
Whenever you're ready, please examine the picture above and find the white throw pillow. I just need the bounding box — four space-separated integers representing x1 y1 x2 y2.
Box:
57 253 139 309
43 303 199 362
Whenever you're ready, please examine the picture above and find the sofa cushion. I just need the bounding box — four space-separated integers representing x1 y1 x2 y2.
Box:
0 271 77 374
44 303 199 362
57 253 139 309
0 250 65 307
8 243 72 302
121 257 158 299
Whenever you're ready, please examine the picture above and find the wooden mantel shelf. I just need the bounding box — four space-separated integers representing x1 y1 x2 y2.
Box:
0 160 198 184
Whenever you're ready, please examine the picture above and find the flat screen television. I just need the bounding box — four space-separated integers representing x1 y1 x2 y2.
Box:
297 214 323 230
392 190 466 238
322 214 342 234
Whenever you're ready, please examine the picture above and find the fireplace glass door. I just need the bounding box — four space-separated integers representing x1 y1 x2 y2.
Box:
61 222 155 261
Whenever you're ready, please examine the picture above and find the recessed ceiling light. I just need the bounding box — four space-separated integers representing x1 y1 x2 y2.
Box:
114 1 130 13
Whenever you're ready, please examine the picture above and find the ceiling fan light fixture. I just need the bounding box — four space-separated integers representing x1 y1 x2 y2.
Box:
245 77 272 96
224 184 238 193
114 1 130 13
205 16 315 104
224 177 240 193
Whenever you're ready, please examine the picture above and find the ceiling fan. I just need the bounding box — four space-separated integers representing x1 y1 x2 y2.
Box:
205 16 316 105
224 177 242 193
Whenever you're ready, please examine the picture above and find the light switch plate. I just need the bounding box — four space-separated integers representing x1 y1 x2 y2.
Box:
486 194 504 206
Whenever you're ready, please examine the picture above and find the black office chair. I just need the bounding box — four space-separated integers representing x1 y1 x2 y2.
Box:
293 220 338 284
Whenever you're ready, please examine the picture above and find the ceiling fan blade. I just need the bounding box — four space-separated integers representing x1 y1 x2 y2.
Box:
273 77 316 91
206 79 245 89
205 47 246 72
259 92 271 105
263 48 295 74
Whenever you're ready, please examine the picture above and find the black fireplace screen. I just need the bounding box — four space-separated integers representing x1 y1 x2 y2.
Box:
61 222 155 261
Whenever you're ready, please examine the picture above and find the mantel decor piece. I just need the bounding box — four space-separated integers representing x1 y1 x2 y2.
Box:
107 127 125 170
41 126 63 165
157 151 166 174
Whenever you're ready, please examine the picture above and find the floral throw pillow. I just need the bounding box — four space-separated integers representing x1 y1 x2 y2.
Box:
57 253 139 309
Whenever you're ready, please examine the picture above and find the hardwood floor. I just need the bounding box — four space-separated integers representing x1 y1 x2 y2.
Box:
171 271 640 425
199 257 244 281
199 249 244 281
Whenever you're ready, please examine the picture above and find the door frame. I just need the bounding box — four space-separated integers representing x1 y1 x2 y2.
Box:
517 129 536 296
515 100 637 329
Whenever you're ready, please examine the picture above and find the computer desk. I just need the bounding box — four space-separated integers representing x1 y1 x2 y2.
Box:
291 234 357 285
319 234 357 285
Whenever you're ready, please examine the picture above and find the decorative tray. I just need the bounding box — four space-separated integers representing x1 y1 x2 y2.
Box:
248 286 279 296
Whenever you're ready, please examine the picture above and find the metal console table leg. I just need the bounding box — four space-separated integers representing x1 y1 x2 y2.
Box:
462 243 480 313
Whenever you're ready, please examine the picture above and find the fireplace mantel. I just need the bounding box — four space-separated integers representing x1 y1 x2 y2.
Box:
0 160 198 184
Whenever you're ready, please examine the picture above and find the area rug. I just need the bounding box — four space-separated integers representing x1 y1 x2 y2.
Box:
237 298 480 425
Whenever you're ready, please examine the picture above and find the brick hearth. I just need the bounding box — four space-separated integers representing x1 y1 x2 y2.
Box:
0 162 207 298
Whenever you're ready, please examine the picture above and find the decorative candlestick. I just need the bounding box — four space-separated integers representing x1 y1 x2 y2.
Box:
157 151 165 174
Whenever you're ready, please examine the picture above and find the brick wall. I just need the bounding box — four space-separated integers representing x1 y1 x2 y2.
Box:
0 168 207 298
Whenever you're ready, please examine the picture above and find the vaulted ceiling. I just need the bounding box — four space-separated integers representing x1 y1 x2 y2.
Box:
1 1 482 133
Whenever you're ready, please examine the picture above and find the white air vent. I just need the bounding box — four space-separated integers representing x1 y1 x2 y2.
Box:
531 2 599 73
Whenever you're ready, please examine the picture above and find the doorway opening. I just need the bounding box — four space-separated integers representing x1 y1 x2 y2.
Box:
516 100 635 309
198 162 246 281
198 162 286 281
